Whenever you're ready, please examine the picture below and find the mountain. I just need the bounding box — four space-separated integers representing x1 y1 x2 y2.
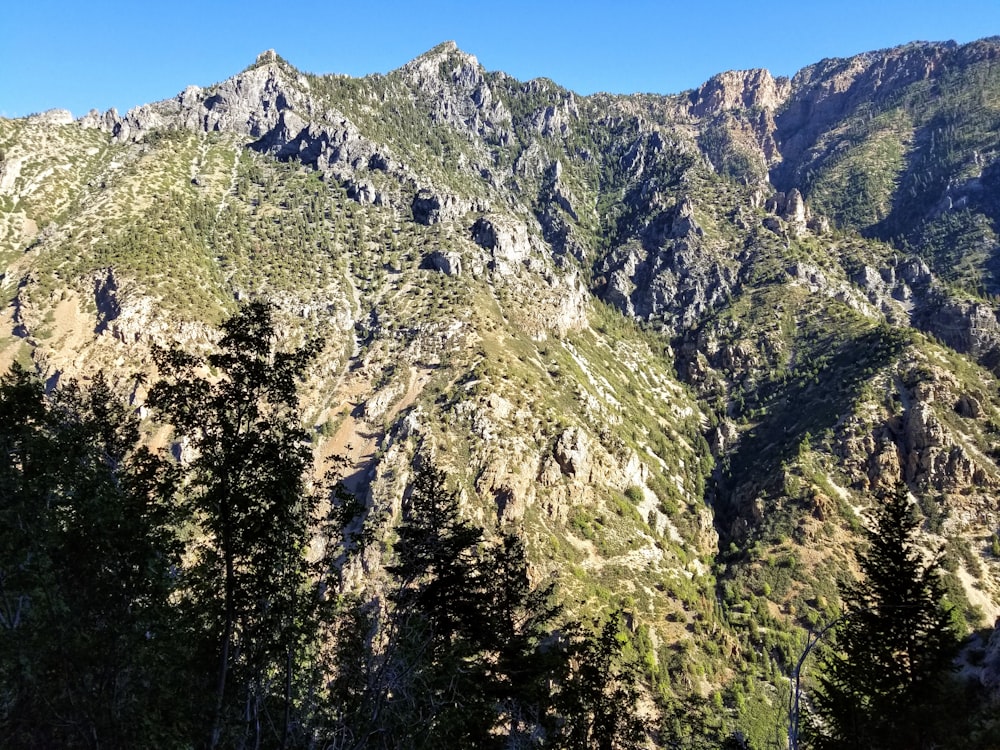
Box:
4 37 1000 745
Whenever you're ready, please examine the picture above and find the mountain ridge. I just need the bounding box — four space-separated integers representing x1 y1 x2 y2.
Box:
4 33 1000 746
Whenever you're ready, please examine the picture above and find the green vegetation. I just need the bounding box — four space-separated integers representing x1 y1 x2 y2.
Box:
805 486 965 749
5 36 1000 749
0 311 653 748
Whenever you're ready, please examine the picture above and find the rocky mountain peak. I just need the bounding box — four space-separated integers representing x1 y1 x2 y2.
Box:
110 57 308 142
255 48 279 66
397 40 509 137
400 40 484 85
688 68 791 118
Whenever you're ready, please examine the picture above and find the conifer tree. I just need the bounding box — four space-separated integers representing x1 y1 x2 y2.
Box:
806 485 960 749
148 301 322 749
366 462 567 749
0 365 186 748
549 611 649 750
379 462 492 748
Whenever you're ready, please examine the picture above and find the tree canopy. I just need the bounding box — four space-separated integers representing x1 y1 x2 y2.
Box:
806 485 960 750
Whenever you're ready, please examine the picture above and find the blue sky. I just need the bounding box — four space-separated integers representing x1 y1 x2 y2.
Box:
3 0 1000 118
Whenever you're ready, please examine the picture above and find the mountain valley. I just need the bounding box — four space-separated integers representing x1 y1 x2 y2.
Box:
4 36 1000 747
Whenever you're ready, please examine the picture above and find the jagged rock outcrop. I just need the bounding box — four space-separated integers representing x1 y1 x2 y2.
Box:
535 159 587 264
399 41 511 141
903 402 947 481
553 426 590 480
412 189 444 225
27 109 74 126
105 51 313 143
914 294 1000 363
470 215 532 273
345 178 381 206
527 86 580 137
0 155 24 194
688 69 791 118
476 450 537 524
78 108 122 131
423 250 462 276
411 187 484 226
762 189 812 236
688 69 790 176
92 268 209 347
956 393 983 419
597 197 737 329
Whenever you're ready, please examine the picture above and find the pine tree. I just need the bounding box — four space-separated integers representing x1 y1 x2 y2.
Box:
0 365 187 748
148 301 322 749
480 532 564 747
806 485 960 749
364 463 567 749
379 462 492 748
549 611 649 750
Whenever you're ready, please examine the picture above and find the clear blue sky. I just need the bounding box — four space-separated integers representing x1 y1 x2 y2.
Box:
3 0 999 118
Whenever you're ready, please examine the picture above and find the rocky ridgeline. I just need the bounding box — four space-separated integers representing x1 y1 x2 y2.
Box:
398 42 512 140
63 39 1000 355
8 37 1000 717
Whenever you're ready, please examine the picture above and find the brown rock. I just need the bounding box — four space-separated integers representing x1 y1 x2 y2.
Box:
553 427 590 480
956 394 983 419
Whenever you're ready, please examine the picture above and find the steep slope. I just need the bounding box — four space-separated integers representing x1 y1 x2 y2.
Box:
4 37 1000 744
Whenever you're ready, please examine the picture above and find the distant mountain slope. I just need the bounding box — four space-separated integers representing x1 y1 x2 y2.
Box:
3 36 1000 746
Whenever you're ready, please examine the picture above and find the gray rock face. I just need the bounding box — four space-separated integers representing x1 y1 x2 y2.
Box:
528 89 580 137
915 295 1000 361
94 56 314 145
956 394 983 419
92 268 161 344
470 216 532 273
688 69 791 118
0 155 24 194
553 427 590 479
93 268 122 334
843 256 938 323
86 54 402 205
897 258 932 287
27 109 74 126
597 198 736 328
346 179 380 206
412 189 443 225
410 187 483 226
423 250 462 276
771 40 995 188
782 188 808 235
398 41 511 141
761 189 811 236
180 56 312 138
78 108 122 131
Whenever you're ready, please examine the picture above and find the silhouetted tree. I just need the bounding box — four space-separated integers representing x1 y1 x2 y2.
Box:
549 611 649 750
148 301 322 750
352 462 569 749
806 485 960 749
378 462 492 748
0 365 186 748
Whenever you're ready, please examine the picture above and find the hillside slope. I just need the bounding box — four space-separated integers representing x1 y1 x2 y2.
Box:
4 37 1000 745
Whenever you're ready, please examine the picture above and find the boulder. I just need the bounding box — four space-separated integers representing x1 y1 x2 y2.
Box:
423 250 462 276
956 394 983 419
782 188 809 235
471 216 531 272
